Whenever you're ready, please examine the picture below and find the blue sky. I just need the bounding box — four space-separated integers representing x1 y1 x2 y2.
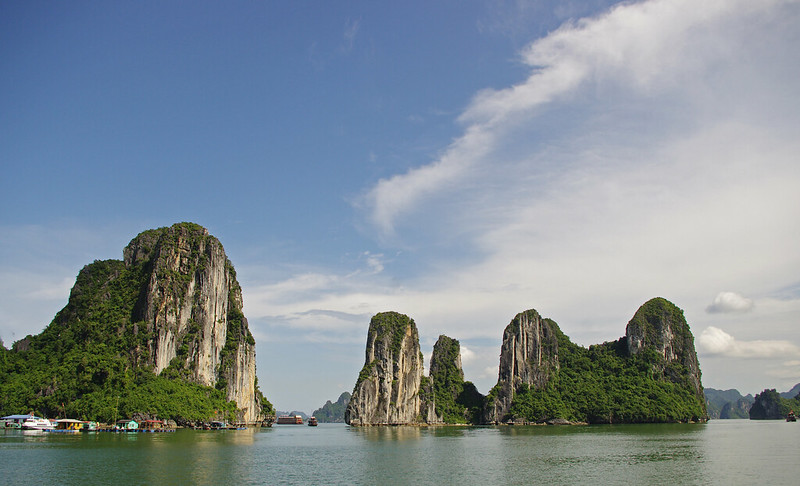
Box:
2 0 800 414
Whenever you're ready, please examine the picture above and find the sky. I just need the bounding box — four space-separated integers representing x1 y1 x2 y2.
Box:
1 0 799 414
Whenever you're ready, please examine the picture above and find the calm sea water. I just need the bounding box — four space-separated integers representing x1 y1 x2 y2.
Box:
2 420 798 485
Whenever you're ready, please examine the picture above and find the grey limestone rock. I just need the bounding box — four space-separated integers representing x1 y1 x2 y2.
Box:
123 223 261 422
345 312 424 425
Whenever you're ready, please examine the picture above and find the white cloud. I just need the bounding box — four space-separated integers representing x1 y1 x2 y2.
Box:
348 0 800 393
362 252 385 274
340 17 361 53
248 0 800 395
460 345 476 364
706 292 754 314
362 0 798 238
480 366 498 380
698 326 800 359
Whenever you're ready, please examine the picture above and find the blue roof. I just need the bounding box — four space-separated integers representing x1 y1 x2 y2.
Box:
2 415 36 420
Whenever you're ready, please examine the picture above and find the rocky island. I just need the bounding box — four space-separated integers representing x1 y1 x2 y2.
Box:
749 388 800 420
346 298 707 426
344 312 425 425
0 223 272 424
312 392 351 423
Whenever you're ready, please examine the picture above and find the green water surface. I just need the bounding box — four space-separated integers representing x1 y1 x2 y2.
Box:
2 420 798 485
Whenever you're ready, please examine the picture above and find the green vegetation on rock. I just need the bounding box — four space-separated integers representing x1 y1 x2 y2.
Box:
312 392 351 423
501 300 706 424
371 311 412 357
429 335 483 424
705 388 754 419
0 223 271 423
749 389 800 419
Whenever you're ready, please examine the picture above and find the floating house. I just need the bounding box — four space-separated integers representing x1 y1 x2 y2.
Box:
140 420 164 431
2 415 34 428
53 419 84 432
115 419 139 431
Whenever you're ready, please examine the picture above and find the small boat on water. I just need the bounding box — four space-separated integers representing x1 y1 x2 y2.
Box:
21 415 53 430
787 411 797 422
276 415 304 425
307 417 318 426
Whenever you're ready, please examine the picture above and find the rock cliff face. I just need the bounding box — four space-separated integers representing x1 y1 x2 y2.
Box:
122 223 261 422
345 312 424 425
625 297 704 402
484 310 560 423
720 398 752 419
344 298 705 426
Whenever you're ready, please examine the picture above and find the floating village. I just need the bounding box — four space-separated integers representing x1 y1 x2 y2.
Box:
1 413 319 433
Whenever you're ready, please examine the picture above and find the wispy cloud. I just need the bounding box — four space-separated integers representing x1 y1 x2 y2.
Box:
240 0 800 395
460 345 476 364
706 292 754 314
698 326 800 359
347 0 800 392
362 0 796 236
340 17 361 53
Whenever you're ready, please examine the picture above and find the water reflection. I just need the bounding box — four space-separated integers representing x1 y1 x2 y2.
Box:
3 422 796 485
348 425 423 441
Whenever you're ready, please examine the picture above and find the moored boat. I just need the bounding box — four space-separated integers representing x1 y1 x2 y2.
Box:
307 417 318 426
787 410 797 422
276 415 304 425
21 415 53 430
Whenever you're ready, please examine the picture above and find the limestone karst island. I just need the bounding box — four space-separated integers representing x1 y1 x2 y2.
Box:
1 222 707 429
0 223 273 428
345 300 707 426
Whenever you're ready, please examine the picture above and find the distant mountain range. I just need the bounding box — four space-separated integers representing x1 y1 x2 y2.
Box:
311 392 351 423
704 388 754 419
705 383 800 419
780 383 800 399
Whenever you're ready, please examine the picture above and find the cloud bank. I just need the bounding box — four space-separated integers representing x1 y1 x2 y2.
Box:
362 0 800 239
252 0 800 394
706 291 754 314
698 326 800 359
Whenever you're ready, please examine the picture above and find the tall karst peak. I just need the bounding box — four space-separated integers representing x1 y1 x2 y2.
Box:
428 335 484 424
484 309 562 423
625 297 704 401
345 312 424 425
12 222 267 423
